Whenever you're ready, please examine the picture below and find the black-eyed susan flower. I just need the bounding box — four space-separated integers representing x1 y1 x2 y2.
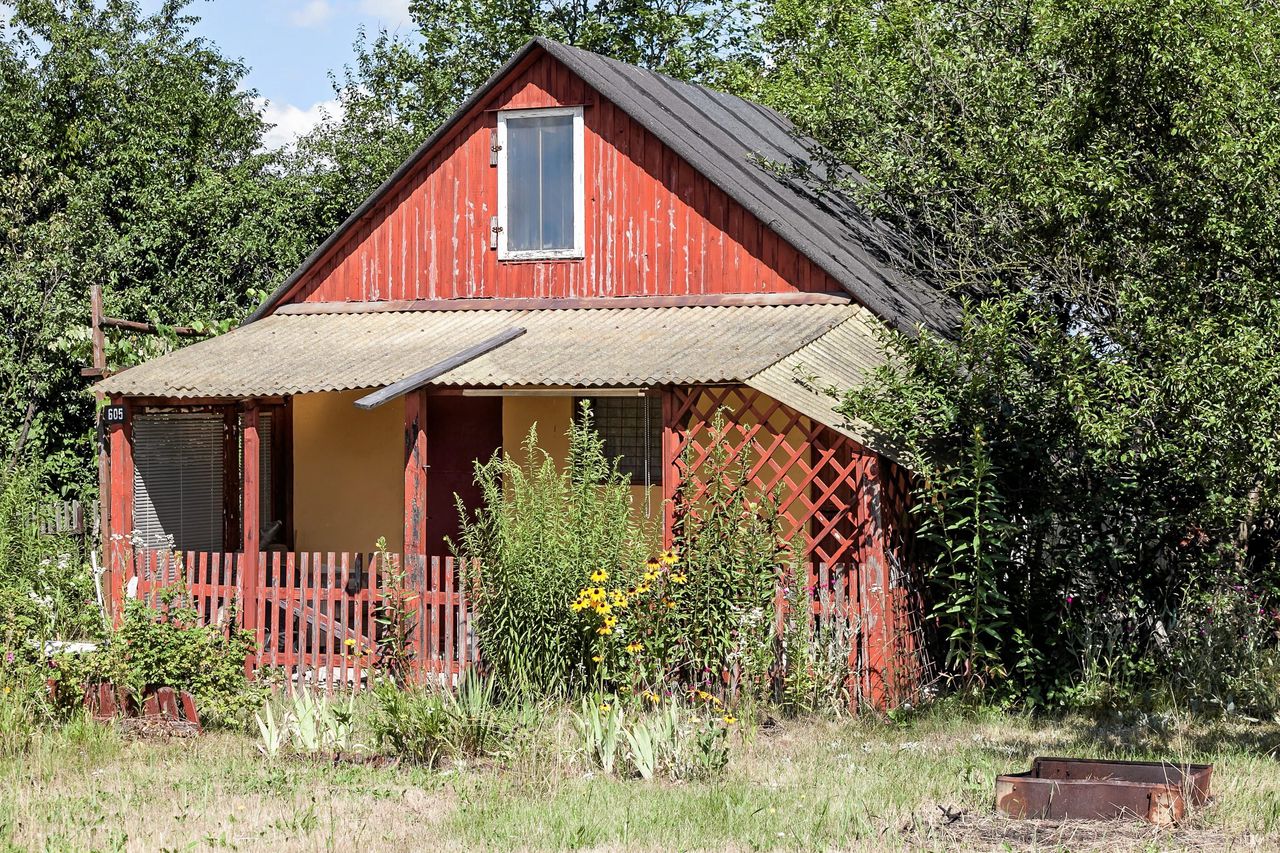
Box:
590 568 610 583
722 715 737 725
625 641 643 654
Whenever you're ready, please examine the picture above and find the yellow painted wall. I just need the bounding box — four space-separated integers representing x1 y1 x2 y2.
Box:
501 395 663 528
292 390 404 553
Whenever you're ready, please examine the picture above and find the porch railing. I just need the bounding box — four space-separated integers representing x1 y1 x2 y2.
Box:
123 548 476 692
117 547 920 706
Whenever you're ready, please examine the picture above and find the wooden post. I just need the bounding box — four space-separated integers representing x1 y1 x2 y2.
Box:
106 397 133 623
403 391 429 677
404 390 428 557
91 285 112 590
660 387 681 550
855 454 892 711
241 404 261 663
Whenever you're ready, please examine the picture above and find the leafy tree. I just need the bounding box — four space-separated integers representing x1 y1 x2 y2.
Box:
750 0 1280 709
0 0 310 488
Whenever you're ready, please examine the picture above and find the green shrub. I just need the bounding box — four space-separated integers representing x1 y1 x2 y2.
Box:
453 403 652 696
53 592 265 729
625 412 784 696
371 683 449 765
0 466 100 644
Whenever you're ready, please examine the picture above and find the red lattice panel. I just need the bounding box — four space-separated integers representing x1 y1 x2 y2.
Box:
665 386 877 564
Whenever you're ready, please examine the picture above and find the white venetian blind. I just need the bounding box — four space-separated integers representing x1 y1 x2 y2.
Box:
132 412 224 551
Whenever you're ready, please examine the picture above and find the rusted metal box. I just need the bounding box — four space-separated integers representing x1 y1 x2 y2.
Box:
996 757 1213 826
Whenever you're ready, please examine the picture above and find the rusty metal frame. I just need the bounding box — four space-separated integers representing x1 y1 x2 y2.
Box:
996 757 1213 826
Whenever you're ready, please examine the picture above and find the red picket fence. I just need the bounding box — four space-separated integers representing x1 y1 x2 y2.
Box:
124 548 475 693
118 547 920 707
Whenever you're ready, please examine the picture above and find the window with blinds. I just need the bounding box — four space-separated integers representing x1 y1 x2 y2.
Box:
132 410 274 552
575 396 662 485
132 412 224 551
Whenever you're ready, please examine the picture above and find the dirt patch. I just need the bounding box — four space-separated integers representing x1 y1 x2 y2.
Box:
913 811 1264 852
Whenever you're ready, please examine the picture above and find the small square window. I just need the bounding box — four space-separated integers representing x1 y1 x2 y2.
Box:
497 107 584 260
575 396 663 486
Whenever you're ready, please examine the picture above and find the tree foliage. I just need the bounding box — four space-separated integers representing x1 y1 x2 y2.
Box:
0 0 314 487
751 0 1280 709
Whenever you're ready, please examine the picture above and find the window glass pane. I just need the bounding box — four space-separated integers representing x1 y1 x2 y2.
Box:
505 113 575 252
575 397 662 485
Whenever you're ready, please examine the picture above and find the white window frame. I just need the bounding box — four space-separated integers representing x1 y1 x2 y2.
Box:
496 106 585 261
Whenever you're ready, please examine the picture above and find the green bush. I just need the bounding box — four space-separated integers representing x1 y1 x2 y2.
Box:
453 403 652 696
0 465 100 644
371 675 521 765
53 592 265 729
618 412 783 698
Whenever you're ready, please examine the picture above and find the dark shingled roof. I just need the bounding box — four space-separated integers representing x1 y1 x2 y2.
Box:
249 38 958 335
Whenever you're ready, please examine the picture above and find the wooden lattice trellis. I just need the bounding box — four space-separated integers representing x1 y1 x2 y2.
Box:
662 385 922 708
663 385 877 564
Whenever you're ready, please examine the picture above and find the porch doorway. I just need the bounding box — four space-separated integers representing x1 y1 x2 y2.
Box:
425 395 502 556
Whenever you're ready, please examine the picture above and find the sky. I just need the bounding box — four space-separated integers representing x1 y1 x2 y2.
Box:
150 0 419 148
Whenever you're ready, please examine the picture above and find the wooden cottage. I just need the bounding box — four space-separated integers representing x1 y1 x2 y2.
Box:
95 38 954 706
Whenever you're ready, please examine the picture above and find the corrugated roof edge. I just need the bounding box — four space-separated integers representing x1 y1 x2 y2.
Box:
743 312 910 469
246 37 956 336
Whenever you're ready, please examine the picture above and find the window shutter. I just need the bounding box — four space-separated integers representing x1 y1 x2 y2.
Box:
132 412 224 552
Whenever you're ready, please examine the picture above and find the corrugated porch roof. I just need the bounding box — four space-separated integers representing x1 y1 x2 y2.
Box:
97 302 891 452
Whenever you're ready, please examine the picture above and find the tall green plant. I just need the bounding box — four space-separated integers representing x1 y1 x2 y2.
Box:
663 411 784 688
913 430 1015 693
0 464 98 643
453 403 651 695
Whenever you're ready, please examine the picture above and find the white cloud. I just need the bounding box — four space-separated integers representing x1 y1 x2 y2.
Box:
359 0 413 30
289 0 334 27
255 97 343 150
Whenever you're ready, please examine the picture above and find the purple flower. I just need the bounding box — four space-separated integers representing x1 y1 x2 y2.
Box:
1065 595 1074 605
4 652 13 664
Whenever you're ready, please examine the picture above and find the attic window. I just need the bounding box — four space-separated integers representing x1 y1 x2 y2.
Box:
496 107 584 260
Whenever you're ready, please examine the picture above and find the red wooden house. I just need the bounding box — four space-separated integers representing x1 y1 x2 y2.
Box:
96 38 954 706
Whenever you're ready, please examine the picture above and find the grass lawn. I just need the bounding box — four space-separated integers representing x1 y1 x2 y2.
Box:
2 707 1278 851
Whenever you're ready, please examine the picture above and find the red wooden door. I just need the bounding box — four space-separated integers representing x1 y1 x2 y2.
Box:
426 396 502 558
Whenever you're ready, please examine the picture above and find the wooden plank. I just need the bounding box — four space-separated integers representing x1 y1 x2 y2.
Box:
340 552 351 689
106 398 133 623
240 405 261 667
353 328 526 410
444 556 455 678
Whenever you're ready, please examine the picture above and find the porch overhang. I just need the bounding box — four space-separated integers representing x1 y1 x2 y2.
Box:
96 301 891 451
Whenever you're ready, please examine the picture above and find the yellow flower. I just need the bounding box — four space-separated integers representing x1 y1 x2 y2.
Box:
660 550 679 566
665 600 676 609
344 637 357 648
590 569 610 583
597 626 613 635
604 616 618 628
592 655 602 663
671 573 687 584
722 715 737 725
596 602 612 615
645 557 661 570
625 641 643 654
599 703 612 712
635 583 650 594
642 690 660 703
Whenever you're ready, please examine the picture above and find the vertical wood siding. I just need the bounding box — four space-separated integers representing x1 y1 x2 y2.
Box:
281 53 843 306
